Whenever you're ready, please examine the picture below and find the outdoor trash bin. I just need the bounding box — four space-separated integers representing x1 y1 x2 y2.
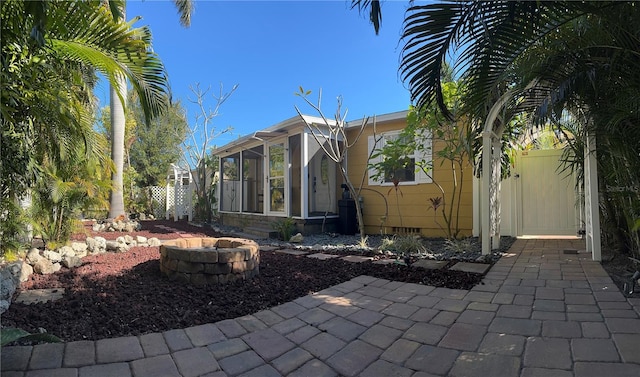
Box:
338 199 357 235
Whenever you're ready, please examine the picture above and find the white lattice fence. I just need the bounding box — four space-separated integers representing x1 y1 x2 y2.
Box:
149 186 166 219
166 185 175 220
175 185 192 220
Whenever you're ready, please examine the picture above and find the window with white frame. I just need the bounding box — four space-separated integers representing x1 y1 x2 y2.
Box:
367 130 432 185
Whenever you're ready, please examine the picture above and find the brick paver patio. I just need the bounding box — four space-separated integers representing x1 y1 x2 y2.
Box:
3 238 640 376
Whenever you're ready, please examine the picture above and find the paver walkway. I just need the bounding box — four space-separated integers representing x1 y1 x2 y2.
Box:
3 238 640 376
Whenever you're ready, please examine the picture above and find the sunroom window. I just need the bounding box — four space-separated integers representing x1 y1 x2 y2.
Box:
220 154 241 211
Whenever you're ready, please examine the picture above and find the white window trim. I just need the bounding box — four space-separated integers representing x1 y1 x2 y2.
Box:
367 130 432 186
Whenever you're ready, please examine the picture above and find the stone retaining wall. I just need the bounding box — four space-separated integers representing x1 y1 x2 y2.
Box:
159 237 259 286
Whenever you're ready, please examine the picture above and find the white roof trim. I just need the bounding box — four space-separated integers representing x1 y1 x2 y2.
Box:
212 110 407 155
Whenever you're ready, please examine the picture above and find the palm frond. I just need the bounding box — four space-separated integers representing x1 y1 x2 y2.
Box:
351 0 382 35
172 0 193 27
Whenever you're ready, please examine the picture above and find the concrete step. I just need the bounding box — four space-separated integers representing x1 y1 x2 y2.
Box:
242 226 278 239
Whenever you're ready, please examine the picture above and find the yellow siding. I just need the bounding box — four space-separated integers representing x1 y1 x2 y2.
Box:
346 118 474 238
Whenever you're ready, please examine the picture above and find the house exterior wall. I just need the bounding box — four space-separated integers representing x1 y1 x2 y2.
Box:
345 118 474 238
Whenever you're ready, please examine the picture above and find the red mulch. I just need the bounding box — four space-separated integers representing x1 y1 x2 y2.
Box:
2 220 484 342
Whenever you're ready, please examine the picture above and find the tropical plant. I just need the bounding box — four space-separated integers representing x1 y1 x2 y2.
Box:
1 328 61 347
1 1 141 250
271 217 297 241
354 1 640 256
370 81 473 239
106 0 193 219
29 142 110 248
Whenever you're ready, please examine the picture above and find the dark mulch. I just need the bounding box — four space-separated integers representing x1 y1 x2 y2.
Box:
2 220 485 342
601 253 640 299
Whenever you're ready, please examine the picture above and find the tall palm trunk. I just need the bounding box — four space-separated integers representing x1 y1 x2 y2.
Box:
108 75 127 219
108 5 127 219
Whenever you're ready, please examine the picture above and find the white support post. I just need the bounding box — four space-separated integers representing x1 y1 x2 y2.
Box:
481 132 492 255
584 132 601 261
491 139 502 250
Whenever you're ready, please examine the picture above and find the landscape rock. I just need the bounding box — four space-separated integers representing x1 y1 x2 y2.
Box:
136 235 148 245
52 263 61 273
33 258 55 275
43 249 62 263
58 245 75 258
85 237 96 251
0 300 9 314
71 242 88 253
289 233 304 243
124 235 134 244
62 256 83 269
20 262 33 282
93 237 107 253
26 248 42 265
148 238 162 247
1 262 22 313
105 240 120 252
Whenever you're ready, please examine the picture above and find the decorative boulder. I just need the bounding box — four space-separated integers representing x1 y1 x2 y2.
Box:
105 240 119 252
289 233 304 243
26 248 42 265
71 242 88 253
1 262 21 314
58 245 75 258
62 256 83 269
20 262 33 282
43 249 62 263
85 237 96 252
136 235 148 245
93 237 107 253
33 258 56 275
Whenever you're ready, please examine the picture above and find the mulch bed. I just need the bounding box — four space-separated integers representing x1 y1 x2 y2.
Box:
2 220 485 342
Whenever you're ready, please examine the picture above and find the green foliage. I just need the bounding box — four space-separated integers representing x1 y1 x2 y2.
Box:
29 143 110 247
369 81 473 239
0 199 30 258
444 238 473 253
379 235 427 256
1 0 172 249
271 217 297 241
193 153 220 223
1 328 61 347
128 99 188 187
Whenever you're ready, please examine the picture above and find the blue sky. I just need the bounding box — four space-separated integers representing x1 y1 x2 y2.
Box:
95 0 413 147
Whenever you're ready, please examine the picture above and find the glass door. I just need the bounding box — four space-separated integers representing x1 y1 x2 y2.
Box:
268 143 286 213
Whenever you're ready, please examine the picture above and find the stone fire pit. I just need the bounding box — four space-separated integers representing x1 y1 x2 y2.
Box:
159 237 259 286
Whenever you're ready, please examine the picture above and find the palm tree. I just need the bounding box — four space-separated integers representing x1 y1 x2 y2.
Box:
353 1 640 254
106 0 192 219
1 0 176 247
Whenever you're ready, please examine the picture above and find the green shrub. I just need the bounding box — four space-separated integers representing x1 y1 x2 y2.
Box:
380 234 427 256
271 217 297 241
444 237 473 253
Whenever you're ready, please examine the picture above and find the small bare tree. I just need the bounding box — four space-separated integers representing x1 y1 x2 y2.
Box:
181 83 238 223
295 88 373 242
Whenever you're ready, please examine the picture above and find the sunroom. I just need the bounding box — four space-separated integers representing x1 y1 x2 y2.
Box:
212 115 344 236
